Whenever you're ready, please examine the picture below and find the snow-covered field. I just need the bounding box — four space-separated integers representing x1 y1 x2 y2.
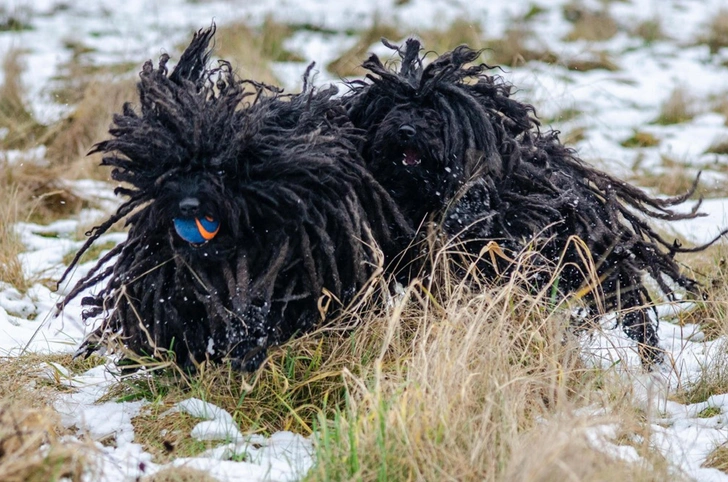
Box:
2 0 728 480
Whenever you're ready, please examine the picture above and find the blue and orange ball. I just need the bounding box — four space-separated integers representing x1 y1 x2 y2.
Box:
173 215 220 245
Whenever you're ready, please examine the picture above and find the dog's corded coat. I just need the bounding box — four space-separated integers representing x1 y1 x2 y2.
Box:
344 39 725 364
58 27 411 371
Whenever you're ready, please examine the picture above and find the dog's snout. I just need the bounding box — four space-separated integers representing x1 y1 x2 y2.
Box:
398 124 416 140
179 197 200 217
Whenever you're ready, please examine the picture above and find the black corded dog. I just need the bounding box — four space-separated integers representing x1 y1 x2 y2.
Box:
344 39 724 365
58 27 410 371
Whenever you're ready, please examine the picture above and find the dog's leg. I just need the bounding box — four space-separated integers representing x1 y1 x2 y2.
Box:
614 274 663 367
620 303 663 366
589 248 663 368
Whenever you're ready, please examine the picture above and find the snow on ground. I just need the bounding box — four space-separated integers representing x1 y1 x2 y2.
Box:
2 0 728 480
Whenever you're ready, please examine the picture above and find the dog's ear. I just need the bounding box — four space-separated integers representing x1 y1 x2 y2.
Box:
169 24 216 85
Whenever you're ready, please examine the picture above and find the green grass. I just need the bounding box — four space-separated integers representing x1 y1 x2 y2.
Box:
698 406 721 418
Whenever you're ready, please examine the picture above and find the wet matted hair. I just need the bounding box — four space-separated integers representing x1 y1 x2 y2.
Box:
344 38 725 365
58 27 411 371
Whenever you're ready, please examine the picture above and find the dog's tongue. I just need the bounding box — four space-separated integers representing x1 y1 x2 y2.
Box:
173 216 220 245
402 148 421 166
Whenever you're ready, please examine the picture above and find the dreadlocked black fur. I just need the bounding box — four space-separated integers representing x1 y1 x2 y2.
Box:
344 38 727 366
58 27 410 371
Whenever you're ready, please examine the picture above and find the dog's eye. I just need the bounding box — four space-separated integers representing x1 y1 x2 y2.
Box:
216 169 226 177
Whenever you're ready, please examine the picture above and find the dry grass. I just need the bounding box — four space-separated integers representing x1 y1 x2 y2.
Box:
0 154 90 228
0 235 717 481
45 77 136 171
563 4 618 42
285 244 674 480
711 92 728 126
0 402 88 482
4 243 722 481
484 25 556 67
562 51 620 72
630 151 728 198
0 354 105 482
560 125 587 145
632 18 667 44
0 184 29 291
213 17 297 86
412 19 483 56
706 137 728 156
671 341 728 405
630 166 700 198
504 411 680 481
51 39 136 106
621 130 660 148
0 354 106 404
664 246 728 405
705 443 728 472
0 50 47 150
132 408 224 463
328 21 401 78
654 87 698 125
85 240 682 481
697 9 728 55
668 246 728 342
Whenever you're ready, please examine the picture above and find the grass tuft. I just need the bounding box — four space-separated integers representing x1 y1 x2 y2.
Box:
711 92 728 126
706 137 728 156
0 184 29 292
0 156 90 225
296 243 674 480
563 4 618 42
668 247 728 341
697 9 728 55
327 21 401 78
50 38 136 106
698 406 721 418
629 163 716 198
563 51 619 71
672 332 728 405
45 77 136 169
705 443 728 472
0 5 32 32
621 130 660 148
633 18 667 44
484 25 556 67
654 87 698 125
214 18 298 86
132 408 224 463
0 50 47 150
0 402 89 482
413 19 483 57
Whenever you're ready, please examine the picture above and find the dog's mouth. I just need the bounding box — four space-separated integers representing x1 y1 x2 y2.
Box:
401 148 421 166
173 215 220 247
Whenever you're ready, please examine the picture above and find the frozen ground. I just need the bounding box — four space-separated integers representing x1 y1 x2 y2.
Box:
2 0 728 480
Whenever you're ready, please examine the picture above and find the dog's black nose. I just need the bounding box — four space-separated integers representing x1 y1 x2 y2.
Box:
398 124 416 140
179 197 200 217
